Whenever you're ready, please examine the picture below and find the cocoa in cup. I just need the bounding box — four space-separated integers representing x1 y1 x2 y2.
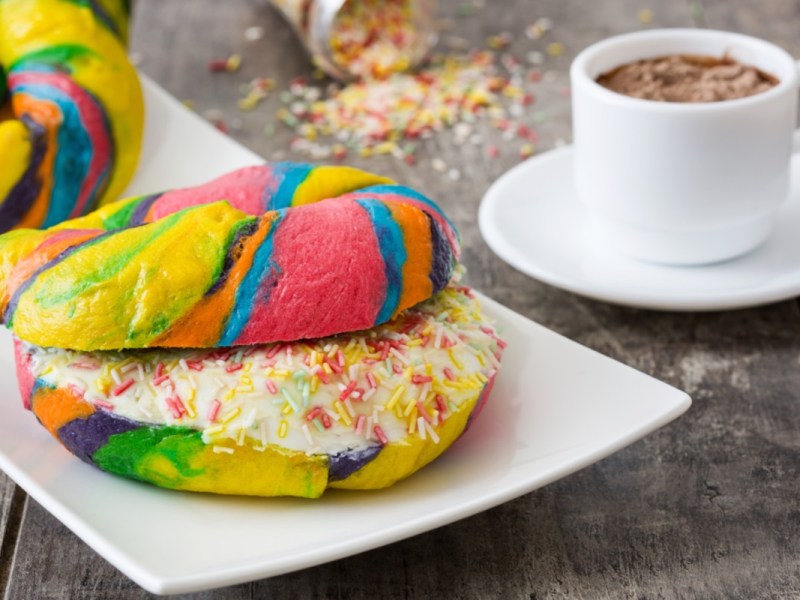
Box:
596 54 778 103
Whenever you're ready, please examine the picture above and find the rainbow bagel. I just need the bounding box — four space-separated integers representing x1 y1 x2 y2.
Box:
0 0 144 233
0 163 461 350
16 286 504 497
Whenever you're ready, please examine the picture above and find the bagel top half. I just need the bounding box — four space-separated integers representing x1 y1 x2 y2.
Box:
0 162 462 351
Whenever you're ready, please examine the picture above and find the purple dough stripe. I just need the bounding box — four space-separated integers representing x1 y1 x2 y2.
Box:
328 445 383 481
205 219 258 297
0 116 47 233
57 409 140 465
128 193 162 226
427 212 454 292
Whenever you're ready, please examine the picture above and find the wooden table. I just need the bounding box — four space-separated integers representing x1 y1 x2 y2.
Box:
3 0 800 597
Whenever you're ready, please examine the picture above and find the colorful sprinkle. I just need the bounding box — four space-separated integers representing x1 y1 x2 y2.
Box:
111 379 134 396
374 424 389 446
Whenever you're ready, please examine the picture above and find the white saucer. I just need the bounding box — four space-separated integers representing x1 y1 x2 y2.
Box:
479 146 800 311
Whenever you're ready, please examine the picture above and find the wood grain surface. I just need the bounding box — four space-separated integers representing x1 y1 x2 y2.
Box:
3 0 800 598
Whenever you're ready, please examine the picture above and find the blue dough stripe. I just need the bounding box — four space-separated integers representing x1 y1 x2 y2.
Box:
219 212 284 346
356 199 406 324
266 162 313 210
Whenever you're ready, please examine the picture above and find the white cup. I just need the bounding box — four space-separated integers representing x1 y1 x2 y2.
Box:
570 29 799 265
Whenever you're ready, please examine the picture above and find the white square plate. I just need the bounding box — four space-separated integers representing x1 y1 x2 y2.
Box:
0 77 691 595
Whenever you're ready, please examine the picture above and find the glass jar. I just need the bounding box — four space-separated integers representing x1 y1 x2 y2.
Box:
270 0 438 80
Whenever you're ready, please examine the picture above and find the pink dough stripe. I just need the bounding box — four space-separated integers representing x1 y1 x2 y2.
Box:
233 199 387 345
144 165 273 222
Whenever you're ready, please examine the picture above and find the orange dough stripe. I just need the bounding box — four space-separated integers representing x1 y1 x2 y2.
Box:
32 385 95 436
154 214 277 347
387 201 433 315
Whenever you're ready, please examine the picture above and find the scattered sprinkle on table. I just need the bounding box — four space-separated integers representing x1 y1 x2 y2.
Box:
224 19 574 165
267 49 550 162
244 26 265 42
209 54 242 73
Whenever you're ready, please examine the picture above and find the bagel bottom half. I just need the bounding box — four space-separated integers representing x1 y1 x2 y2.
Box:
15 285 504 498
